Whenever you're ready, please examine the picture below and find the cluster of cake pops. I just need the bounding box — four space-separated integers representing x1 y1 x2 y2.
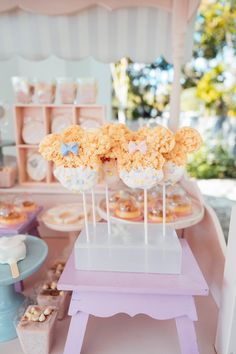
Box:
39 123 202 241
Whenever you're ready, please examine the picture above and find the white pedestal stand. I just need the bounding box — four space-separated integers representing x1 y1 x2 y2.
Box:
74 223 182 274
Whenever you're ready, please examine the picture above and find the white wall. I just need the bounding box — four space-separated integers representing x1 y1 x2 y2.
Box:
0 56 112 155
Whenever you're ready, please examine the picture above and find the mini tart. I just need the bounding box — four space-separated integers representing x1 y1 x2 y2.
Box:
148 209 174 223
108 193 121 210
47 207 84 225
168 194 183 203
54 210 82 224
134 190 156 208
134 191 145 208
174 203 192 216
115 200 141 219
21 201 37 212
0 211 26 225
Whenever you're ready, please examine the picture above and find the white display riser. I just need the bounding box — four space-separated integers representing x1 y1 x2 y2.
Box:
74 223 182 274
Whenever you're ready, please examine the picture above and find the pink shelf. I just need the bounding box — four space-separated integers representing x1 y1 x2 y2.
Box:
14 104 106 186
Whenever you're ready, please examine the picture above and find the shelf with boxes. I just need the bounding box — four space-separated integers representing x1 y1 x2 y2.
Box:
14 104 106 185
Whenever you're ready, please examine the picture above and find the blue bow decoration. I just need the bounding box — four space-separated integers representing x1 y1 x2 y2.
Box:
61 142 79 157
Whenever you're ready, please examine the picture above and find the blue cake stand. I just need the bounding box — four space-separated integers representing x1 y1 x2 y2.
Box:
0 235 48 342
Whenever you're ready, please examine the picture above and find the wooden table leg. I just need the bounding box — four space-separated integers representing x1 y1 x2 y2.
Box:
175 316 199 354
64 312 89 354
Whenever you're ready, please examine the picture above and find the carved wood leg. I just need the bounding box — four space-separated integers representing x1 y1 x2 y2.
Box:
175 316 199 354
64 312 89 354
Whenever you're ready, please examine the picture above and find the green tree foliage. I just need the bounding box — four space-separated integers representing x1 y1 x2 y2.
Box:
112 58 172 120
187 142 236 179
193 0 236 60
195 64 236 116
112 0 236 119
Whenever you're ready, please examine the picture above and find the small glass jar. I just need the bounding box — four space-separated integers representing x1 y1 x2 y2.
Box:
13 194 37 213
148 203 175 223
115 194 141 220
0 202 12 218
12 77 34 104
57 77 77 104
34 79 56 104
77 78 97 104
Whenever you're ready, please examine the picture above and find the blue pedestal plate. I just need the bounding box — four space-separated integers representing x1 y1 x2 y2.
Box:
0 235 48 342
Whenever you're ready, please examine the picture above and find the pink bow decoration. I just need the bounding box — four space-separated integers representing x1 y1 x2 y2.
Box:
128 140 147 154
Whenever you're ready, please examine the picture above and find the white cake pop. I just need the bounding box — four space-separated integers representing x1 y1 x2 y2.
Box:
0 235 26 278
54 166 98 192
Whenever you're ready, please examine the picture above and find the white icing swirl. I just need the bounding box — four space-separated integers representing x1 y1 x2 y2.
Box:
119 167 163 189
54 166 98 192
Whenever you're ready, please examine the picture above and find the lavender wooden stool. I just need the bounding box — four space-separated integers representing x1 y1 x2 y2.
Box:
58 240 208 354
0 207 42 292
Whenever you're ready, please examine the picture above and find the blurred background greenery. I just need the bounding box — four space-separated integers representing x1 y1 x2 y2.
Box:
111 0 236 179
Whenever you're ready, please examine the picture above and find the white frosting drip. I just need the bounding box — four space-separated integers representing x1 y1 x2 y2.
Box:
54 166 98 192
119 167 163 189
0 235 26 264
163 162 185 185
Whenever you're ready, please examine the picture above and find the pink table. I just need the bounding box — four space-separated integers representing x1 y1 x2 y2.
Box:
58 240 209 354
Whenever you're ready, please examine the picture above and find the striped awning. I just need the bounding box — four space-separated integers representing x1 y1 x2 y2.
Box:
0 0 199 63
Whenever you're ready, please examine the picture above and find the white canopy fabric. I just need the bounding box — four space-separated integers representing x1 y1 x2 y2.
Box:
0 0 199 18
0 5 197 64
0 0 200 130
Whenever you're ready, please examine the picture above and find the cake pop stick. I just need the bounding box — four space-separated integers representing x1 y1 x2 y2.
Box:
0 235 26 278
105 184 111 235
91 188 96 228
162 183 166 239
144 188 148 245
82 192 89 242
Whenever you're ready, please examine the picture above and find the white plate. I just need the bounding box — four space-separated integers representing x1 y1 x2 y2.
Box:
27 152 47 181
22 120 45 144
51 115 73 134
41 203 99 232
80 118 101 130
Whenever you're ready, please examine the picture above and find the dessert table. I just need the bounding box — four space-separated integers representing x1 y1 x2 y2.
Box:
58 239 209 354
0 235 48 342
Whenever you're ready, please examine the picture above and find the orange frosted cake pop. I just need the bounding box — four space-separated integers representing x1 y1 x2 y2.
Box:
163 127 202 185
117 126 175 189
39 125 110 192
100 123 132 160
